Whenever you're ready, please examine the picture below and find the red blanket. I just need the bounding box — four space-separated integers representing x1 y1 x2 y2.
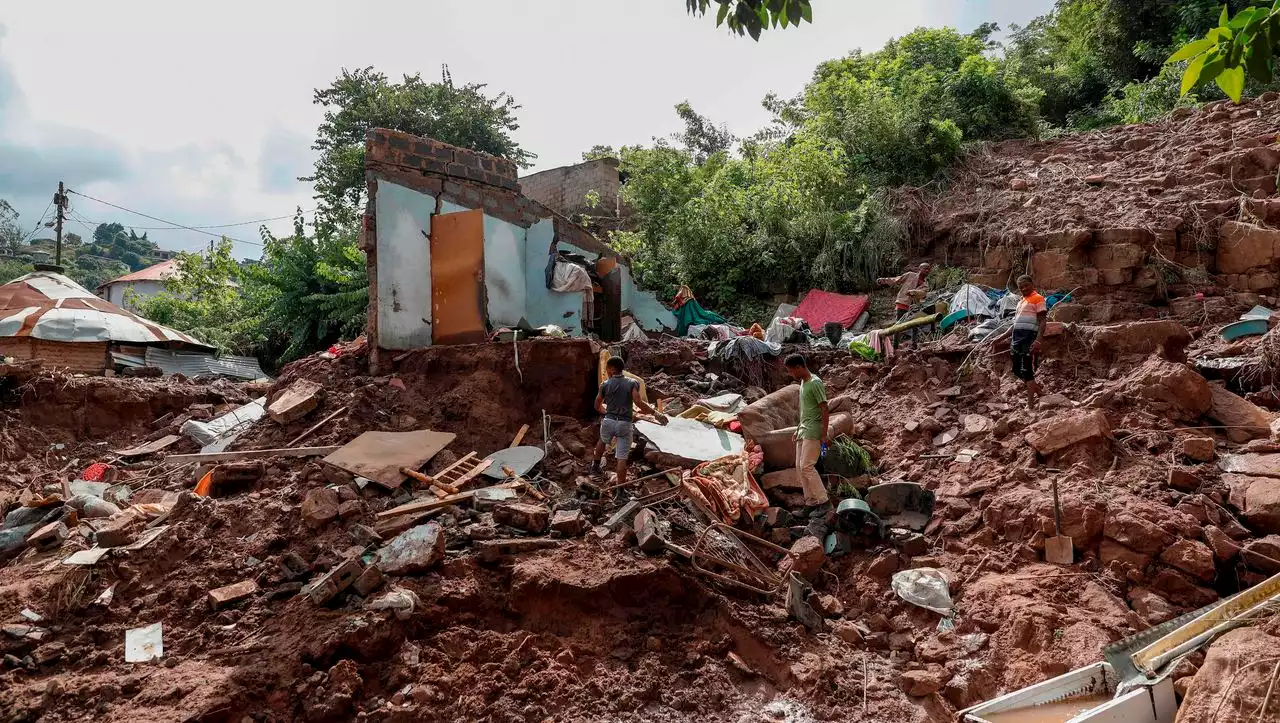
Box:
793 289 870 329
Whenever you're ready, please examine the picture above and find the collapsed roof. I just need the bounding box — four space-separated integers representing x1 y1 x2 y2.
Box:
0 271 212 351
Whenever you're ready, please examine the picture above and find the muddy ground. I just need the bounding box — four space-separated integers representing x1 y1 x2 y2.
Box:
2 306 1280 722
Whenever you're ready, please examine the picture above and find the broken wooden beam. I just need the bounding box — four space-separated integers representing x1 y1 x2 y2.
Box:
162 446 341 465
509 424 529 448
286 406 347 447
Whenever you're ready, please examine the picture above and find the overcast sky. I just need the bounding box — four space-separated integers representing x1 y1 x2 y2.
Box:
0 0 1052 259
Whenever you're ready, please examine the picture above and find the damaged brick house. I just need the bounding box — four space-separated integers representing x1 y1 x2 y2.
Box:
361 129 672 365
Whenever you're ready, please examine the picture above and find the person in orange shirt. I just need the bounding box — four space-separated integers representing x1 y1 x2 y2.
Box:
1007 274 1048 404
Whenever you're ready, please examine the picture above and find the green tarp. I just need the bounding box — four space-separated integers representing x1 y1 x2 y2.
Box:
674 299 727 336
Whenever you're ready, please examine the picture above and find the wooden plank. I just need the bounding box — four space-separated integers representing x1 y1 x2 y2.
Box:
323 430 456 490
114 434 181 459
286 406 347 447
451 461 490 491
509 424 529 448
163 446 341 465
376 490 478 519
375 481 523 520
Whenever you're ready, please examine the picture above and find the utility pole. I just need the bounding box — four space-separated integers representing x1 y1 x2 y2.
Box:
53 181 66 267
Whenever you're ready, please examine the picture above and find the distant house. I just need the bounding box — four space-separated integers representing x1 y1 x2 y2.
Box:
96 258 180 308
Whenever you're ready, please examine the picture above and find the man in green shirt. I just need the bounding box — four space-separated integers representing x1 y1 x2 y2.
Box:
785 354 831 517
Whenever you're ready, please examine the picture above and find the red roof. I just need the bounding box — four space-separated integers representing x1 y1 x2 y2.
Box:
99 259 180 288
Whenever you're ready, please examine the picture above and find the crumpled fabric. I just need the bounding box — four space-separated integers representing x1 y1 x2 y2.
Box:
551 262 594 323
681 451 768 524
867 329 895 360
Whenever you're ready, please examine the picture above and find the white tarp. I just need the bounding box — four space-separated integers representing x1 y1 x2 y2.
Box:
949 284 996 318
180 397 266 448
635 417 744 462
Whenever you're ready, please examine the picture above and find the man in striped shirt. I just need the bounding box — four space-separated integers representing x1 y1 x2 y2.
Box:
1008 274 1048 404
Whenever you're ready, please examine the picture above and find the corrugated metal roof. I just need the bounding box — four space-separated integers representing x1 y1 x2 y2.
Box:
0 272 213 350
99 259 180 288
143 347 268 381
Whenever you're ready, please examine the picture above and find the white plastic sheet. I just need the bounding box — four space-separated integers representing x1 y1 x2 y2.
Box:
180 397 266 447
125 622 163 662
891 568 954 615
949 284 996 317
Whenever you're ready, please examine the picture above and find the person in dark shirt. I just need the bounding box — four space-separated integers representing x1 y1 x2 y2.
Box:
591 356 666 488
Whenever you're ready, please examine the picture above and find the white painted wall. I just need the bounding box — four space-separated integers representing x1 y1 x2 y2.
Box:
103 279 165 309
375 182 436 350
482 215 527 328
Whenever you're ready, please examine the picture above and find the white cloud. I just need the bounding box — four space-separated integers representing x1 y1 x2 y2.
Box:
0 0 1054 258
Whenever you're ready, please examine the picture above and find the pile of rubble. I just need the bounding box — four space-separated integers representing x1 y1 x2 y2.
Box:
4 303 1280 721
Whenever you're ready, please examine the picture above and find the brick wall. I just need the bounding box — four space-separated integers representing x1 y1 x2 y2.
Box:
363 128 618 259
519 158 622 219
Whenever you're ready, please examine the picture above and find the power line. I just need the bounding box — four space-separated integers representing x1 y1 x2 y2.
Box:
68 210 311 232
66 189 266 247
20 199 54 244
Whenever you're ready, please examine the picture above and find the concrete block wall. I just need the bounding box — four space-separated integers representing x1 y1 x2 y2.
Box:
519 158 622 219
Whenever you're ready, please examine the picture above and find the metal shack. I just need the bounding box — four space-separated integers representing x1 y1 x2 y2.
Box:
362 129 675 361
0 270 214 374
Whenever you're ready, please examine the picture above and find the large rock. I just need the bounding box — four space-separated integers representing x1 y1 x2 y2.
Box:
1207 383 1272 443
1178 436 1215 462
1083 320 1192 362
301 487 341 529
1176 628 1280 723
1159 539 1217 581
1100 539 1152 571
1128 587 1177 625
375 522 446 575
1203 526 1241 561
1217 220 1280 274
1241 535 1280 573
1104 511 1172 554
1151 569 1217 608
899 666 950 697
1226 474 1280 534
788 536 826 580
1121 356 1212 421
1024 410 1112 456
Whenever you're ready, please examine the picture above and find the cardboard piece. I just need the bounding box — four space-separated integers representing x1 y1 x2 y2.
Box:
323 430 457 490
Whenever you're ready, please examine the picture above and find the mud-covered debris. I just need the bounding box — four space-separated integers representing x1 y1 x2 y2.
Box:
1158 539 1216 581
787 536 825 579
1207 383 1273 443
353 564 384 596
633 508 667 553
475 537 560 563
208 579 260 609
307 557 364 604
1167 467 1201 492
550 508 587 537
376 522 446 575
301 487 341 529
268 379 322 424
1024 409 1111 455
26 521 67 551
1203 525 1241 561
1178 436 1216 462
95 514 142 548
900 667 950 697
493 502 550 533
1226 475 1280 535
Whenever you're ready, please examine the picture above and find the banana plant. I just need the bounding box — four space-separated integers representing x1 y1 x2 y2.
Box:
1168 2 1280 102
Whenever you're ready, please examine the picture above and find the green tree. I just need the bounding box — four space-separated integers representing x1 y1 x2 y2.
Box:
133 240 261 353
582 145 617 161
249 212 368 363
673 101 735 163
685 0 812 40
305 66 534 231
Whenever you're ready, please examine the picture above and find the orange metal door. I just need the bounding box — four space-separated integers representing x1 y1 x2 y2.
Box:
430 209 487 345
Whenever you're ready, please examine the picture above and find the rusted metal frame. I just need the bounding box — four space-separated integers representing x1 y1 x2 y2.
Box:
691 522 793 597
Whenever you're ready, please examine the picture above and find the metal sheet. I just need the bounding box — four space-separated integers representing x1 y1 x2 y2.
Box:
480 446 545 479
430 209 487 345
144 348 267 380
635 417 744 462
323 430 458 489
114 434 181 458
